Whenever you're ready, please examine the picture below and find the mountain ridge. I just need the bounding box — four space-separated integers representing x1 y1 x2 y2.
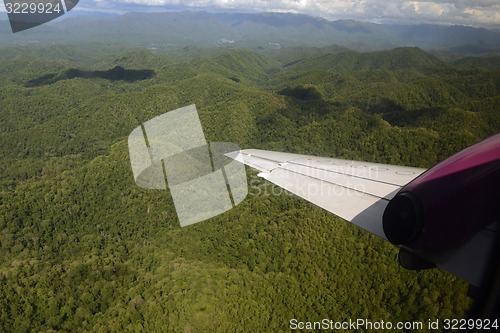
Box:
1 11 500 53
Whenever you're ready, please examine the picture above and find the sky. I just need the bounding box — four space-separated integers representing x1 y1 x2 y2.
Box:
2 1 500 27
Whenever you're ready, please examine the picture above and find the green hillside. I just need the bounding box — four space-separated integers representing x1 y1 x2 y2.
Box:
1 44 498 332
286 47 446 72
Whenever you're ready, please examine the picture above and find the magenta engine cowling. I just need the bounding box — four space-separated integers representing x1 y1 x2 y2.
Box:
383 133 500 250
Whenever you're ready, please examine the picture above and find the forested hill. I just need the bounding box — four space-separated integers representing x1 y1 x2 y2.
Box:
280 47 445 71
0 44 498 331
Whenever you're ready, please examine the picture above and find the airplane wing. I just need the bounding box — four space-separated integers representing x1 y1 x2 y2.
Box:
227 149 426 240
227 148 498 287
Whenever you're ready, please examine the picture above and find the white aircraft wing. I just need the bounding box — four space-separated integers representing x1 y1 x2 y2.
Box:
228 149 426 240
227 149 497 287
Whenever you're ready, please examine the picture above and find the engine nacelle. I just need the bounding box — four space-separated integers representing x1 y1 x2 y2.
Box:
383 134 500 250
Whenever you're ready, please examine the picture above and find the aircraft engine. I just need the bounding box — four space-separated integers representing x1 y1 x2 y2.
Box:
383 134 500 250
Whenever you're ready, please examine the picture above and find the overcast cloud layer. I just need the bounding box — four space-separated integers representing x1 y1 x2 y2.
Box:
1 1 499 27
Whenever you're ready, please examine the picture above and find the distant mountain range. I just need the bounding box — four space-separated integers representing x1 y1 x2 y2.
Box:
1 11 500 53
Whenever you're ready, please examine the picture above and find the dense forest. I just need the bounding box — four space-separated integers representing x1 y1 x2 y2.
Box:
0 43 499 332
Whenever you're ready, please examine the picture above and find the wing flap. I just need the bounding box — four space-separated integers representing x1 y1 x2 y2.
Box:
278 162 401 200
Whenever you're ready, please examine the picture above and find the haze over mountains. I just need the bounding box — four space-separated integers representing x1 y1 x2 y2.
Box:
1 11 500 53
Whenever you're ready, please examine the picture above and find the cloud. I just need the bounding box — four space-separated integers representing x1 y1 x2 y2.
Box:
73 0 500 27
